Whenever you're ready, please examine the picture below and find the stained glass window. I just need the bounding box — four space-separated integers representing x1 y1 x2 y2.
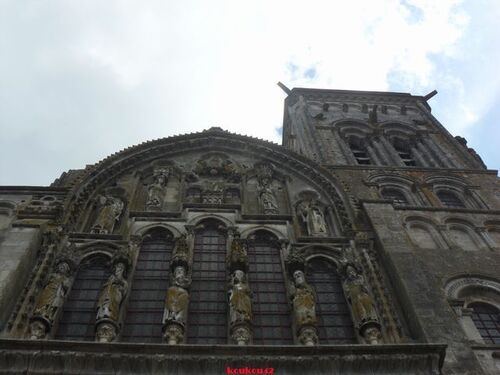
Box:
469 302 500 344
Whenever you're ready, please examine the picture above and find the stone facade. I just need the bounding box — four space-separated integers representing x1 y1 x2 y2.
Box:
0 87 498 374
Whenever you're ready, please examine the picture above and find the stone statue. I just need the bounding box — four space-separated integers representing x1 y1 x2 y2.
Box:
258 181 278 214
290 270 318 345
163 265 190 344
91 195 124 234
298 200 328 237
146 168 169 210
228 233 248 272
228 270 253 345
95 262 128 342
342 265 382 344
30 261 72 339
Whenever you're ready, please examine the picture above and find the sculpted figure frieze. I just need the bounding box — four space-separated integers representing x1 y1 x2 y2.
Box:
30 260 72 339
91 195 124 234
95 261 128 342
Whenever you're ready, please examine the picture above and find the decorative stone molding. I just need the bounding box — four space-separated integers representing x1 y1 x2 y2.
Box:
444 277 500 299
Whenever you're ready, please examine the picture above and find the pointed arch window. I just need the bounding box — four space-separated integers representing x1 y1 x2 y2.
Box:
348 136 371 165
187 220 227 344
437 190 465 208
55 255 110 341
306 258 356 344
381 188 408 205
122 227 174 343
393 138 416 166
247 230 293 344
469 302 500 344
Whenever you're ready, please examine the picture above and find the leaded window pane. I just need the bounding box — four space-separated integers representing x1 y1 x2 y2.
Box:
122 228 173 343
187 221 227 344
306 258 356 344
55 256 109 341
247 231 293 345
469 302 500 344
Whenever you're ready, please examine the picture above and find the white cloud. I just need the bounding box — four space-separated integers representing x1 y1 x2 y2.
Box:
0 0 499 185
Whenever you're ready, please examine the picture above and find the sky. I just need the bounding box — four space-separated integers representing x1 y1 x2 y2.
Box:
0 0 499 186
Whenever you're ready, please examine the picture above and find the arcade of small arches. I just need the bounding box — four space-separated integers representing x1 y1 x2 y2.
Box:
27 220 384 347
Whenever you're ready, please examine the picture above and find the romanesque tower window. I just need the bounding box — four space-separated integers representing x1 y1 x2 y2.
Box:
306 258 356 344
187 220 227 344
468 302 500 344
122 228 174 343
247 230 293 344
55 255 110 341
392 138 416 166
381 188 408 205
348 136 371 165
437 190 465 208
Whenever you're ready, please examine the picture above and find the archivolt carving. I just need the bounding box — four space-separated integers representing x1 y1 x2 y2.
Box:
444 276 500 299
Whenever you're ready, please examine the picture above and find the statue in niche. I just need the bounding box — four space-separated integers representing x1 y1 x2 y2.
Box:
228 270 253 345
163 265 190 345
146 168 170 210
171 234 189 266
258 180 278 214
341 264 382 344
30 260 72 339
290 269 318 345
95 261 128 342
228 232 248 272
91 195 124 234
297 200 328 237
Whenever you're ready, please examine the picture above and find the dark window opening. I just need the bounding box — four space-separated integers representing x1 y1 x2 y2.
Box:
306 258 356 344
469 302 500 344
122 227 174 343
348 137 371 165
393 138 416 166
247 230 293 345
187 220 227 344
437 191 465 208
55 256 110 341
186 187 202 203
381 188 408 205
